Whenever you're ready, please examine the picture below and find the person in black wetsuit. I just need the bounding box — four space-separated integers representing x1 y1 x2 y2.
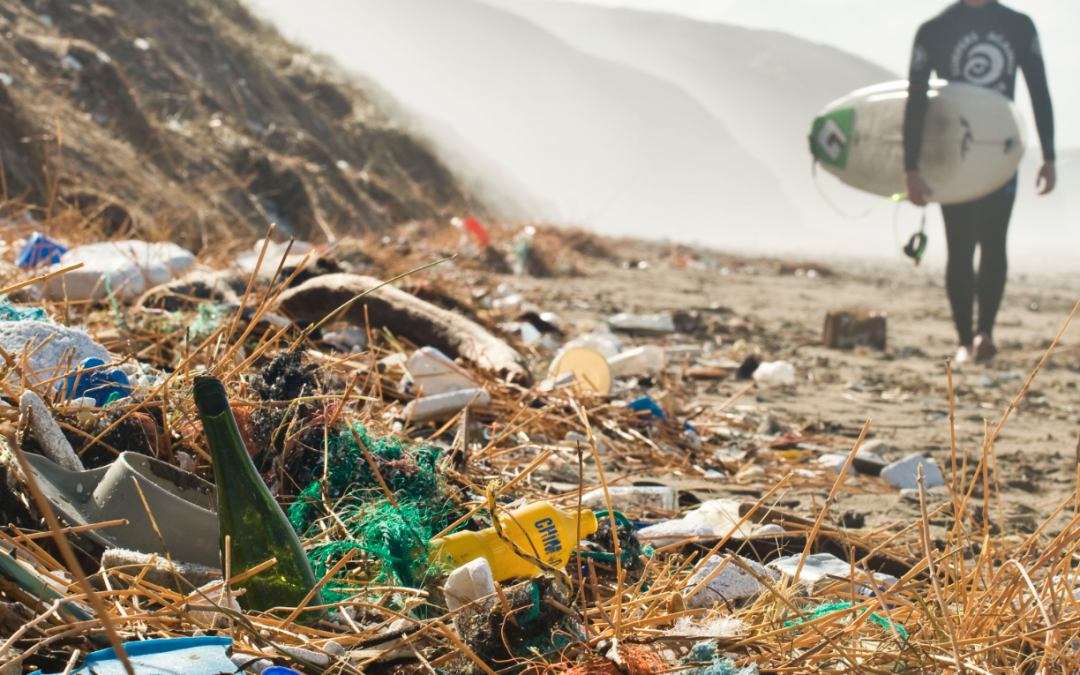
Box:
904 0 1056 364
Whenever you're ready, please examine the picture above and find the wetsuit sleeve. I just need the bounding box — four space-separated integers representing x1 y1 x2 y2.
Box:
903 23 933 172
1019 17 1055 162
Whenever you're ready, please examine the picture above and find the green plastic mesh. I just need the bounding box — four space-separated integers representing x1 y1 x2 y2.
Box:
190 303 230 342
682 641 758 675
288 423 457 602
783 601 908 641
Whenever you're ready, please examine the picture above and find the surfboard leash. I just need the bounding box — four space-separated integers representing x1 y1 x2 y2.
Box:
811 160 906 220
813 160 928 266
901 208 928 266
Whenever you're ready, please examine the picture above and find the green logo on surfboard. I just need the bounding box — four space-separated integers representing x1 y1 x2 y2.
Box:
811 108 855 170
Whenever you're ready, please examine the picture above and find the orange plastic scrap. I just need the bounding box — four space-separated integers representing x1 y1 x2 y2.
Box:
564 645 664 675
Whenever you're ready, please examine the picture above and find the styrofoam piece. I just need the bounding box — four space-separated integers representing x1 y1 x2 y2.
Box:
563 330 622 359
816 453 854 475
581 486 677 512
400 347 478 397
607 313 675 334
635 519 714 548
189 580 241 628
20 391 83 472
684 555 768 608
0 321 110 383
444 558 496 612
100 548 219 590
682 499 756 539
607 345 666 378
45 240 195 302
768 552 898 594
754 524 785 535
881 454 945 490
752 360 796 385
402 388 490 423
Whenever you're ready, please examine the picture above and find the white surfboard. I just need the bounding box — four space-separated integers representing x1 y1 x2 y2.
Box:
810 80 1026 205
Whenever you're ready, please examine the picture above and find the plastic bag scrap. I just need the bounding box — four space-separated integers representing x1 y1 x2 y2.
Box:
17 232 66 268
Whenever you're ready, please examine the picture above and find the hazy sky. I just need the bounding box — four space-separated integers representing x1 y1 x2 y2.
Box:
548 0 1080 148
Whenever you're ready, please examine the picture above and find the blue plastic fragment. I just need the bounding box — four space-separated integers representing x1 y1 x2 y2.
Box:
47 637 235 675
628 396 666 420
0 296 47 322
263 668 305 675
63 357 131 406
16 232 66 268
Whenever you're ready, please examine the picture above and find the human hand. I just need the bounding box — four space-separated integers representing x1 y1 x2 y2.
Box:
904 171 933 206
1036 161 1056 195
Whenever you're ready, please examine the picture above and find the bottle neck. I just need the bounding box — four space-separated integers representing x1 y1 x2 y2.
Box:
194 376 260 487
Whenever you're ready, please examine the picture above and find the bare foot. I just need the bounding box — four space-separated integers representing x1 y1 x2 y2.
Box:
973 333 997 364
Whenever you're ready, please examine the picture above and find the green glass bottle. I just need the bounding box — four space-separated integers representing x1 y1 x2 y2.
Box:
194 375 323 617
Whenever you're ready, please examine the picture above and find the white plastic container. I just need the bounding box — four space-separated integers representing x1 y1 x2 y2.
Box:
752 360 796 386
607 313 675 335
401 347 478 396
607 345 666 378
562 329 622 359
581 485 677 512
402 388 491 423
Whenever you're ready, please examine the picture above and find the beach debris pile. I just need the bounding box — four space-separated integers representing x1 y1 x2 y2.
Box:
0 223 1077 675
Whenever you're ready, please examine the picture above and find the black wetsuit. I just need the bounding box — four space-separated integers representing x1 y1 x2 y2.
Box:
904 1 1055 347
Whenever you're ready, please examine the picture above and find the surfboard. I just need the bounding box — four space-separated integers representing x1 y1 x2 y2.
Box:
810 80 1026 205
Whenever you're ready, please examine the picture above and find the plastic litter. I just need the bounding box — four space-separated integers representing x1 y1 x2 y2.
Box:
636 519 714 547
563 328 622 359
628 396 666 420
20 390 84 472
402 387 491 423
0 296 47 321
195 375 322 615
453 217 491 249
607 312 676 335
444 557 497 611
684 555 770 608
816 453 854 475
401 346 478 396
752 360 796 385
62 357 132 406
550 347 612 395
16 232 66 268
322 326 368 352
18 452 220 567
769 552 898 594
581 486 677 512
880 454 945 490
607 345 666 378
100 548 219 590
45 240 196 302
431 501 598 582
0 320 110 382
44 637 235 675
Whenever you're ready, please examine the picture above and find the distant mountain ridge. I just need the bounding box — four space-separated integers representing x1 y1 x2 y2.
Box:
248 0 805 250
486 0 903 249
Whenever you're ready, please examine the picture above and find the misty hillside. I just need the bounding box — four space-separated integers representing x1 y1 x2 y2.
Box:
0 0 466 249
248 0 804 249
487 0 903 249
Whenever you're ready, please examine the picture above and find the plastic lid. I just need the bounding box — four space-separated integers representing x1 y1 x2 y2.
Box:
551 348 611 395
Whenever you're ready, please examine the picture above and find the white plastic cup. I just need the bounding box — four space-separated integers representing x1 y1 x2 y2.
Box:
403 388 491 423
401 347 478 396
607 345 666 378
752 361 796 386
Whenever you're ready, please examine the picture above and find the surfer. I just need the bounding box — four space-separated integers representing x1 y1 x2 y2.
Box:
903 0 1056 364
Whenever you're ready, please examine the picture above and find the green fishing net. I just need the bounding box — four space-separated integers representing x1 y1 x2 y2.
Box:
288 423 457 602
783 601 908 641
682 641 758 675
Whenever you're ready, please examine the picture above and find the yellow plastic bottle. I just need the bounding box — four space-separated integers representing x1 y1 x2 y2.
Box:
430 502 599 582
